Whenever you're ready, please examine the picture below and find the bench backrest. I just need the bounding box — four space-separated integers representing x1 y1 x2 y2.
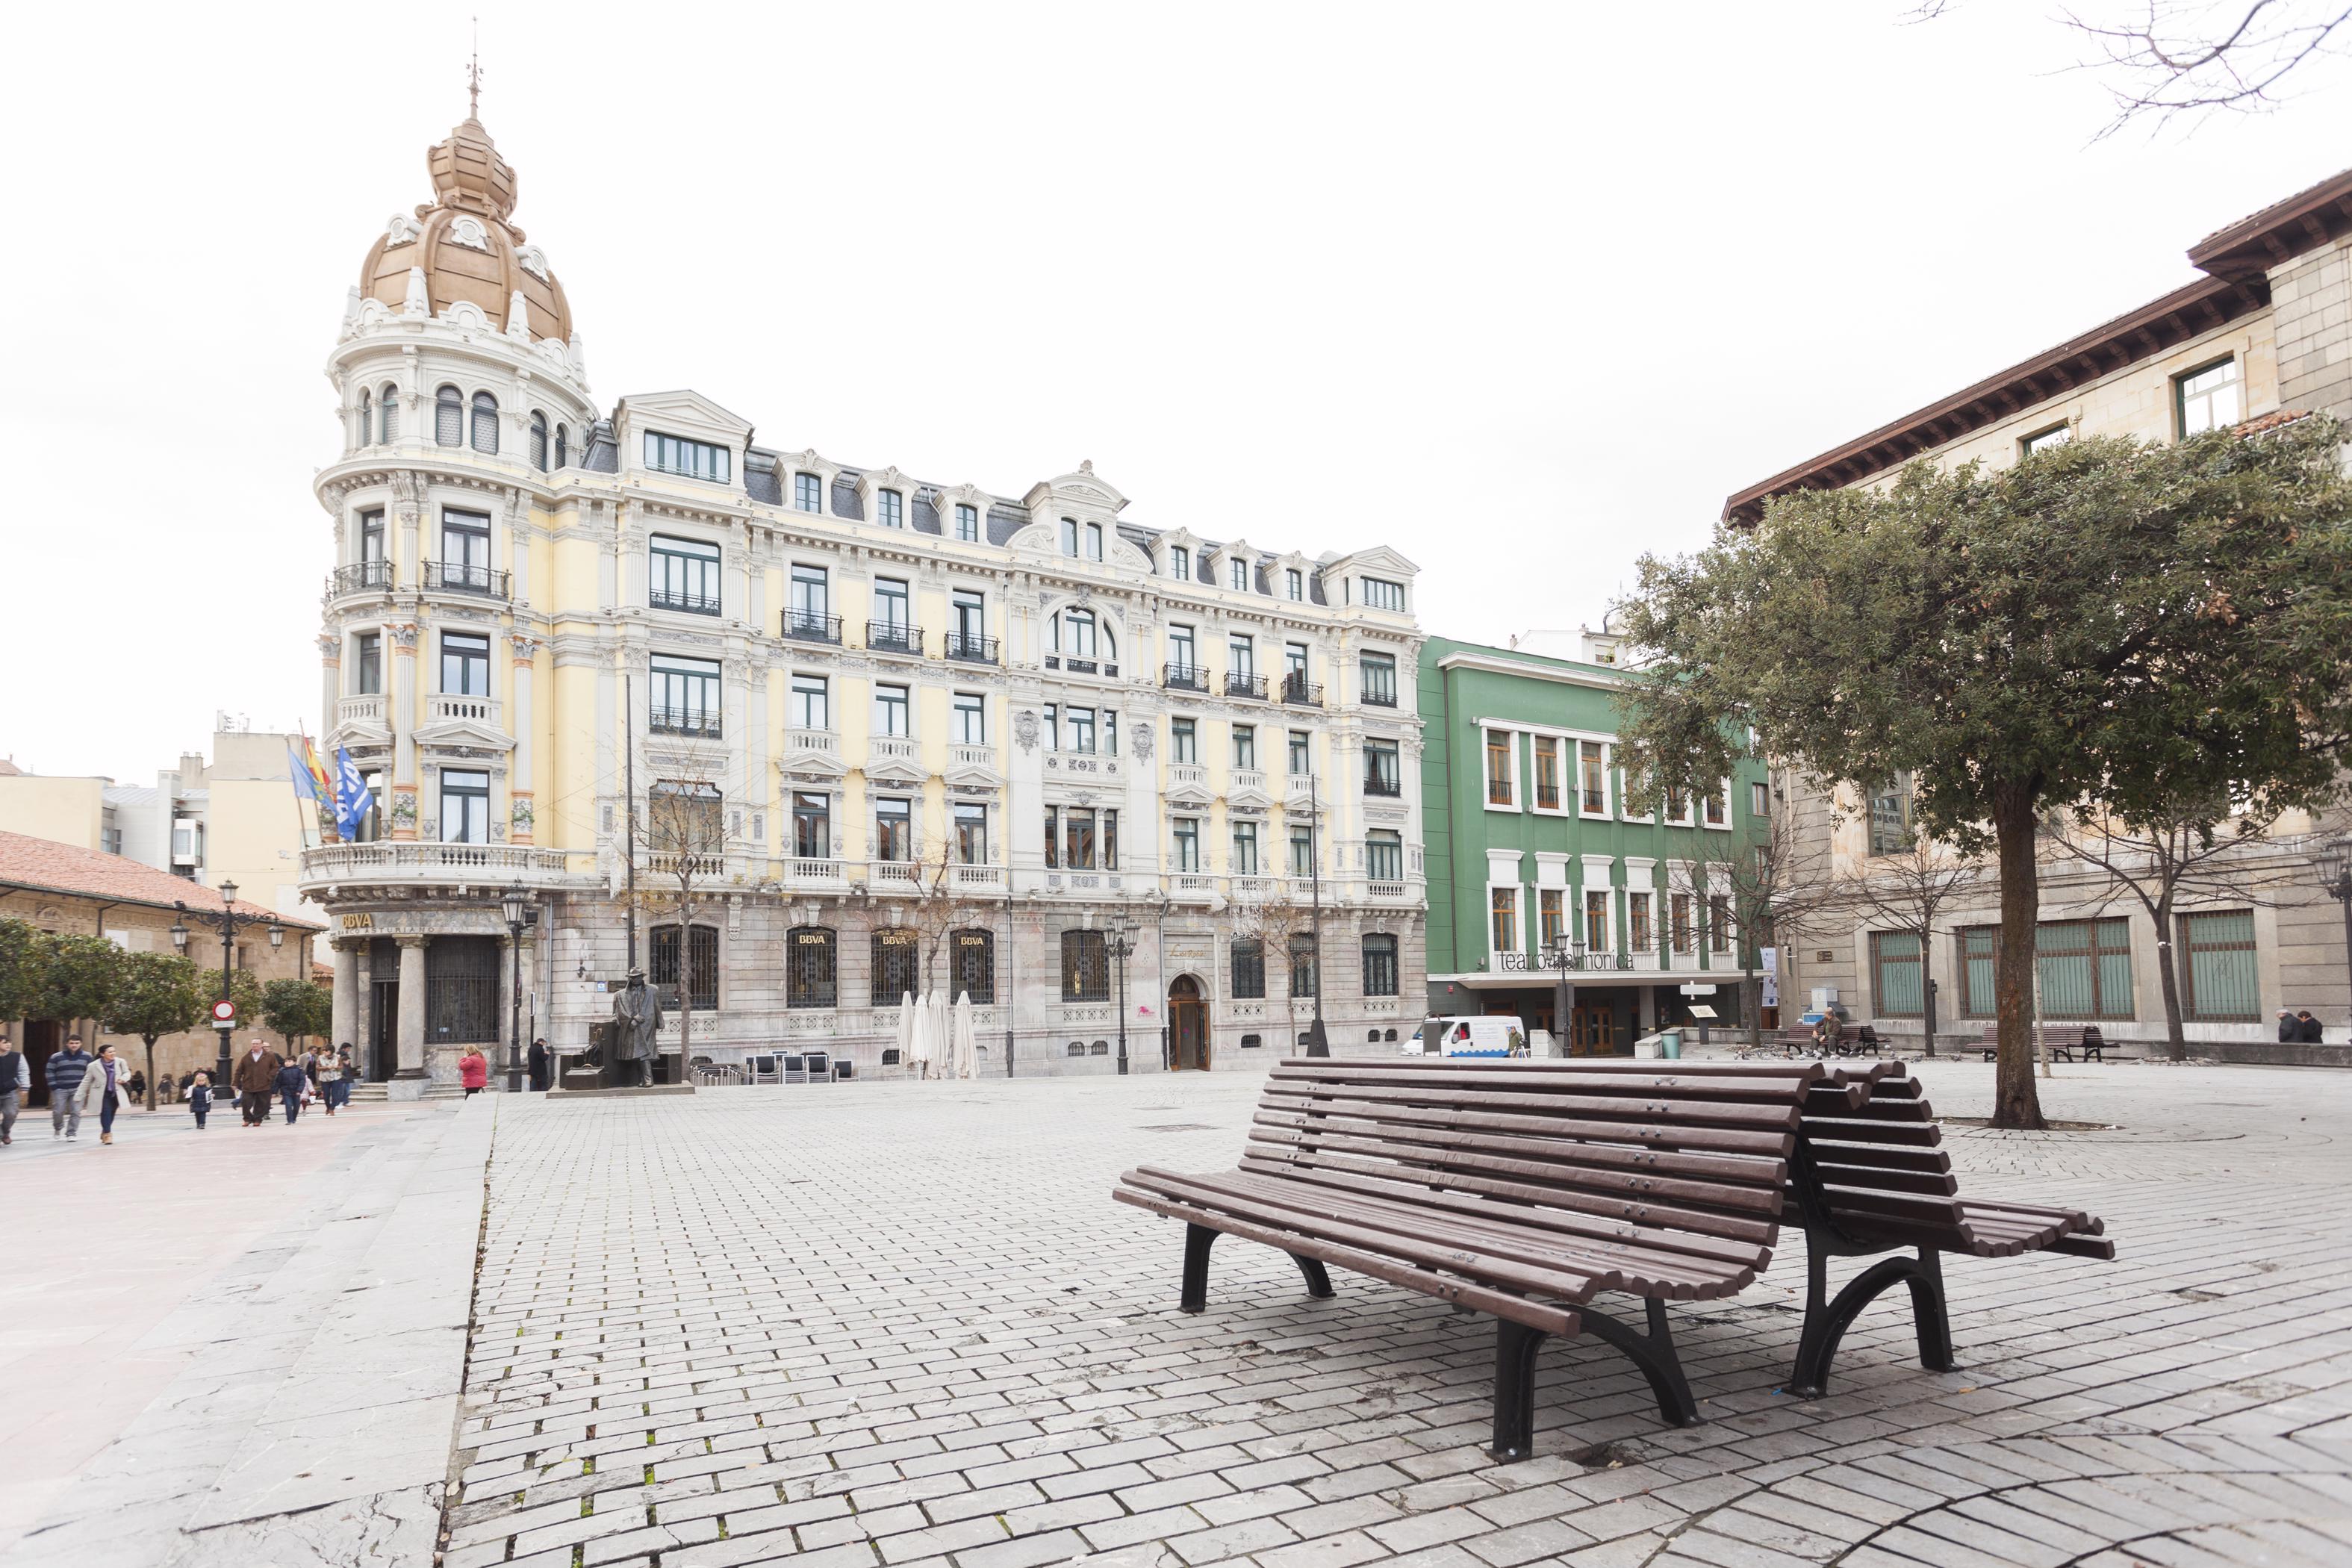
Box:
1253 1059 1876 1280
1791 1063 1976 1249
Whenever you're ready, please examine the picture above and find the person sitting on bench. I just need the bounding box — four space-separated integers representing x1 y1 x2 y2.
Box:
1811 1015 1841 1052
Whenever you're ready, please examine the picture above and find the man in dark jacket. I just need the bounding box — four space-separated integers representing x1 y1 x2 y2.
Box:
232 1039 282 1127
273 1056 308 1124
46 1036 93 1141
2296 1009 2327 1044
0 1029 27 1145
526 1037 549 1092
2279 1009 2300 1043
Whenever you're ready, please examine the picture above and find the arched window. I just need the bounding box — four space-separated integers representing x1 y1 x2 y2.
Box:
355 390 371 447
379 383 399 443
786 926 836 1009
435 385 462 447
529 411 549 471
951 929 995 1004
553 423 567 470
650 924 718 1010
470 391 499 454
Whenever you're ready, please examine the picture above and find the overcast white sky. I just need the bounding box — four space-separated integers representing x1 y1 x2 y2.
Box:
2 2 2345 783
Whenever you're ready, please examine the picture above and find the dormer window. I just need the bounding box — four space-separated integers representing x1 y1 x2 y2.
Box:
646 432 730 484
1086 522 1104 560
795 473 823 513
877 488 903 528
1361 576 1405 612
1169 545 1189 580
1286 567 1304 601
955 503 979 541
1228 557 1248 591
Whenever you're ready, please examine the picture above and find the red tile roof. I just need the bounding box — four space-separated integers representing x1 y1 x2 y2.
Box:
0 829 323 929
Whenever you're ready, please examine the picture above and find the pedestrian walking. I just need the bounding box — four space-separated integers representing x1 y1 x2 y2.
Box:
233 1039 281 1127
0 1030 27 1146
317 1048 346 1115
187 1070 213 1130
526 1036 549 1092
46 1035 93 1140
73 1043 128 1145
459 1045 488 1098
332 1045 357 1110
273 1055 307 1124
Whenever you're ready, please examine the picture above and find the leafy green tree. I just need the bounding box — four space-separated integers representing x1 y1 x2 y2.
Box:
0 917 48 1025
1615 420 2352 1127
36 933 122 1033
261 978 334 1053
100 952 209 1110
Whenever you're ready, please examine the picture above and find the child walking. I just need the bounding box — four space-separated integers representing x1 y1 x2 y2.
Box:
187 1070 213 1130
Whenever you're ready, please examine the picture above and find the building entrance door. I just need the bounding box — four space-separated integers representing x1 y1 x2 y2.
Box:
1569 1003 1617 1055
370 980 399 1080
1168 976 1207 1071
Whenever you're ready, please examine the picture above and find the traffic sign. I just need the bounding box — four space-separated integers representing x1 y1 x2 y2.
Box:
212 1000 237 1024
1679 983 1717 996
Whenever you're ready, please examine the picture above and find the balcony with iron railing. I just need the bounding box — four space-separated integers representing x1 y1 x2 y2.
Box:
866 621 923 656
650 586 722 616
649 707 722 739
1278 674 1323 707
424 561 511 600
781 610 843 645
1225 671 1267 700
1162 663 1210 694
945 632 999 665
1360 685 1399 709
331 560 393 596
1363 769 1403 797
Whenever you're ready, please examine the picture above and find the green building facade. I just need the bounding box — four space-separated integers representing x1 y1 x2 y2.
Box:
1417 636 1771 1051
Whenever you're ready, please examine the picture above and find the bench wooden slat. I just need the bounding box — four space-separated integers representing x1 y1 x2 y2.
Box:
1253 1106 1789 1188
1275 1061 1865 1107
1260 1091 1797 1158
1261 1078 1805 1132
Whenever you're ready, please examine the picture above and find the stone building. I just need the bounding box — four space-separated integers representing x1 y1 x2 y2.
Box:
1724 164 2352 1061
302 105 1428 1092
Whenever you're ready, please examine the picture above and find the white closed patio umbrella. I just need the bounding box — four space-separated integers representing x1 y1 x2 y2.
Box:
912 989 939 1077
927 989 951 1078
953 990 977 1079
895 991 916 1076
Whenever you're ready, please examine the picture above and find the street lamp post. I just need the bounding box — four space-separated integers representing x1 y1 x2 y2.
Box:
2318 835 2352 1034
1109 918 1139 1076
172 879 283 1089
1303 765 1329 1057
1543 937 1587 1057
500 880 531 1094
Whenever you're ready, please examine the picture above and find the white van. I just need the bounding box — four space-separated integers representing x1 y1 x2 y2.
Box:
1407 1016 1528 1060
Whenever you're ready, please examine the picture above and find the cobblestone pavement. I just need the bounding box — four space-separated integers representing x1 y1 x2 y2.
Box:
443 1063 2352 1568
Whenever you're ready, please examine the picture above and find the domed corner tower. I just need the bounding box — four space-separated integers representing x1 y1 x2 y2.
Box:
308 102 593 1098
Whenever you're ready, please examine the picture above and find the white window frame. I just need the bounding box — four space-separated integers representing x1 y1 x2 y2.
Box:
1529 735 1571 818
1702 780 1735 831
1579 856 1617 959
1481 727 1520 812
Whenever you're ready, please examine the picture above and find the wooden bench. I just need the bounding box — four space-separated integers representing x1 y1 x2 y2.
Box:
1978 1024 2112 1063
1113 1057 1885 1460
1785 1061 2115 1396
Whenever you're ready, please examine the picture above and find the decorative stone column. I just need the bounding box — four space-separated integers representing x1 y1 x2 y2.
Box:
388 622 420 839
331 937 361 1053
510 632 538 842
391 935 429 1098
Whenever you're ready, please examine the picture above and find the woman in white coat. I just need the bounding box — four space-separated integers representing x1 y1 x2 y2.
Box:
73 1042 131 1145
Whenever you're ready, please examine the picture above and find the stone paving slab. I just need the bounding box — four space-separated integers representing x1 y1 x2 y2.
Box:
435 1062 2352 1567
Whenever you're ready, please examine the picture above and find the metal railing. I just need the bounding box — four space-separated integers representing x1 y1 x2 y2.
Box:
301 841 570 882
1363 771 1403 797
866 621 923 656
332 560 393 594
1225 672 1267 700
1279 675 1323 707
782 611 843 644
1163 663 1210 693
649 708 722 738
1361 685 1399 709
650 588 722 615
425 561 510 599
945 632 999 664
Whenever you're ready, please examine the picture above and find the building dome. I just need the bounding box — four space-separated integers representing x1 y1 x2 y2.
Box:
355 114 572 343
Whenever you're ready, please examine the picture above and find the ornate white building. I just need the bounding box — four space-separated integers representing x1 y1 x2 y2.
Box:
303 106 1428 1090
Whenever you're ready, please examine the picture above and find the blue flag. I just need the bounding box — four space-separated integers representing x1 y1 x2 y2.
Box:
333 747 373 839
287 746 321 803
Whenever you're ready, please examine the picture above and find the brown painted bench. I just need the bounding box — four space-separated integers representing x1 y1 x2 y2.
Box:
1785 1061 2115 1396
1978 1023 2112 1063
1113 1057 1882 1460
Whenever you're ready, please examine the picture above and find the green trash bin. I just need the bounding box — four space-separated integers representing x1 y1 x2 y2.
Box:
1659 1030 1683 1060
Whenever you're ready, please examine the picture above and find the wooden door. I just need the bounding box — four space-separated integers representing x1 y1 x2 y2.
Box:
1168 977 1207 1071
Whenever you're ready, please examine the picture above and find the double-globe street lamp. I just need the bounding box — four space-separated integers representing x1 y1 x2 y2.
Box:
501 880 540 1094
170 880 284 1090
1107 919 1139 1076
1542 937 1587 1057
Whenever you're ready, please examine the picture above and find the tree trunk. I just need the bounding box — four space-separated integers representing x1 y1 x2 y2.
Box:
1920 931 1938 1061
143 1035 159 1112
2153 890 2188 1062
1991 785 2047 1129
1744 961 1761 1052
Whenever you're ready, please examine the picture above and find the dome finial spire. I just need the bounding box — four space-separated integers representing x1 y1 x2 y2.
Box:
467 16 483 121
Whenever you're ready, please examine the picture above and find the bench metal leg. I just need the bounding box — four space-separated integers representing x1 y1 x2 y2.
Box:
1577 1300 1701 1428
1789 1242 1954 1398
1179 1223 1217 1314
1290 1252 1334 1298
1490 1319 1547 1462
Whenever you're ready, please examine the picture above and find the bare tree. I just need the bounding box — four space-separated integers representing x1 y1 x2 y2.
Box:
1910 1 2352 134
1835 828 1980 1059
635 777 729 1068
2041 800 2303 1059
1229 890 1313 1050
1686 781 1839 1052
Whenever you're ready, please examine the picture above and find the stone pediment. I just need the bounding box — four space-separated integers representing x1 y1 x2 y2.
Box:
864 756 928 787
777 749 847 782
1165 778 1213 808
414 717 514 751
616 388 753 440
